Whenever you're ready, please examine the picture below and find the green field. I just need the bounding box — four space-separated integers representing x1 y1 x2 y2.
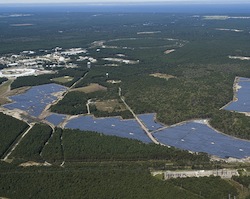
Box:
52 76 74 83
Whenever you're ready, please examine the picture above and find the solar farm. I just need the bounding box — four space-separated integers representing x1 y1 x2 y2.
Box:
2 83 250 159
137 113 164 131
153 121 250 159
46 113 67 126
224 77 250 113
65 115 152 143
4 83 67 117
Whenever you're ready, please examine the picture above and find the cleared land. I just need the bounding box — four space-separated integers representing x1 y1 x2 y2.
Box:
95 99 126 112
150 73 176 80
52 76 74 83
0 80 29 105
0 80 12 105
164 49 176 54
0 86 32 114
72 83 107 93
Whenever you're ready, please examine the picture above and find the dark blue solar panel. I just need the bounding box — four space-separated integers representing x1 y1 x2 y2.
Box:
3 83 67 117
153 122 250 158
224 78 250 112
137 113 164 131
65 115 152 143
46 113 67 126
3 82 250 159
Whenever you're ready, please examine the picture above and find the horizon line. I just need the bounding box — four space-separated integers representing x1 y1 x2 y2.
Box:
1 1 250 5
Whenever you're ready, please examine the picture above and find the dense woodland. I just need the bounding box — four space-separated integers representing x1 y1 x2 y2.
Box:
0 113 28 158
169 176 238 199
51 91 89 115
0 77 7 84
10 123 52 162
11 68 87 89
62 128 210 165
0 162 202 199
232 176 250 189
42 128 64 164
0 127 243 199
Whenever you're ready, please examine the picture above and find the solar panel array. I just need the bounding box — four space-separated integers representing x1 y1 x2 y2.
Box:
65 115 152 143
224 77 250 112
153 122 250 159
46 113 67 126
137 113 164 131
4 83 67 117
3 82 250 158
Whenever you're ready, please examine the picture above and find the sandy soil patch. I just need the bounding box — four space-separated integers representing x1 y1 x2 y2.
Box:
229 56 250 61
107 80 122 84
164 49 176 54
150 73 176 80
72 83 107 93
0 80 30 104
0 80 12 96
0 97 11 105
19 161 51 167
95 99 126 112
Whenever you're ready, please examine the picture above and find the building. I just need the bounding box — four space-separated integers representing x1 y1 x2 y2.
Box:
164 169 239 180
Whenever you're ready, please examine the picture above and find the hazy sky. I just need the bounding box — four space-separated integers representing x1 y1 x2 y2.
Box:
1 0 250 4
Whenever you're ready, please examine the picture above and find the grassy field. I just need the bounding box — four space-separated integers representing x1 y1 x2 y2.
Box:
150 73 176 80
0 79 13 105
52 76 74 83
95 99 127 112
71 83 107 93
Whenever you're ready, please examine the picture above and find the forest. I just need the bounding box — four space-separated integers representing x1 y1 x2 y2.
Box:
0 78 7 85
0 127 245 199
61 128 210 165
11 68 88 89
0 162 202 199
169 176 238 199
0 113 28 158
0 11 250 198
9 123 52 162
2 13 250 141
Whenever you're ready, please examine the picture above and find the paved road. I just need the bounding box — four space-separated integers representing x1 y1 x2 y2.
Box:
119 87 159 145
86 99 92 115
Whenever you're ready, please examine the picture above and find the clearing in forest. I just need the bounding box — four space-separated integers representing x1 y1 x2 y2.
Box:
52 76 74 83
150 73 176 80
95 99 126 112
72 83 107 93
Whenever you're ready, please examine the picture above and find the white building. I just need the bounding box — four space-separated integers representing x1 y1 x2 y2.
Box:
164 169 239 180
